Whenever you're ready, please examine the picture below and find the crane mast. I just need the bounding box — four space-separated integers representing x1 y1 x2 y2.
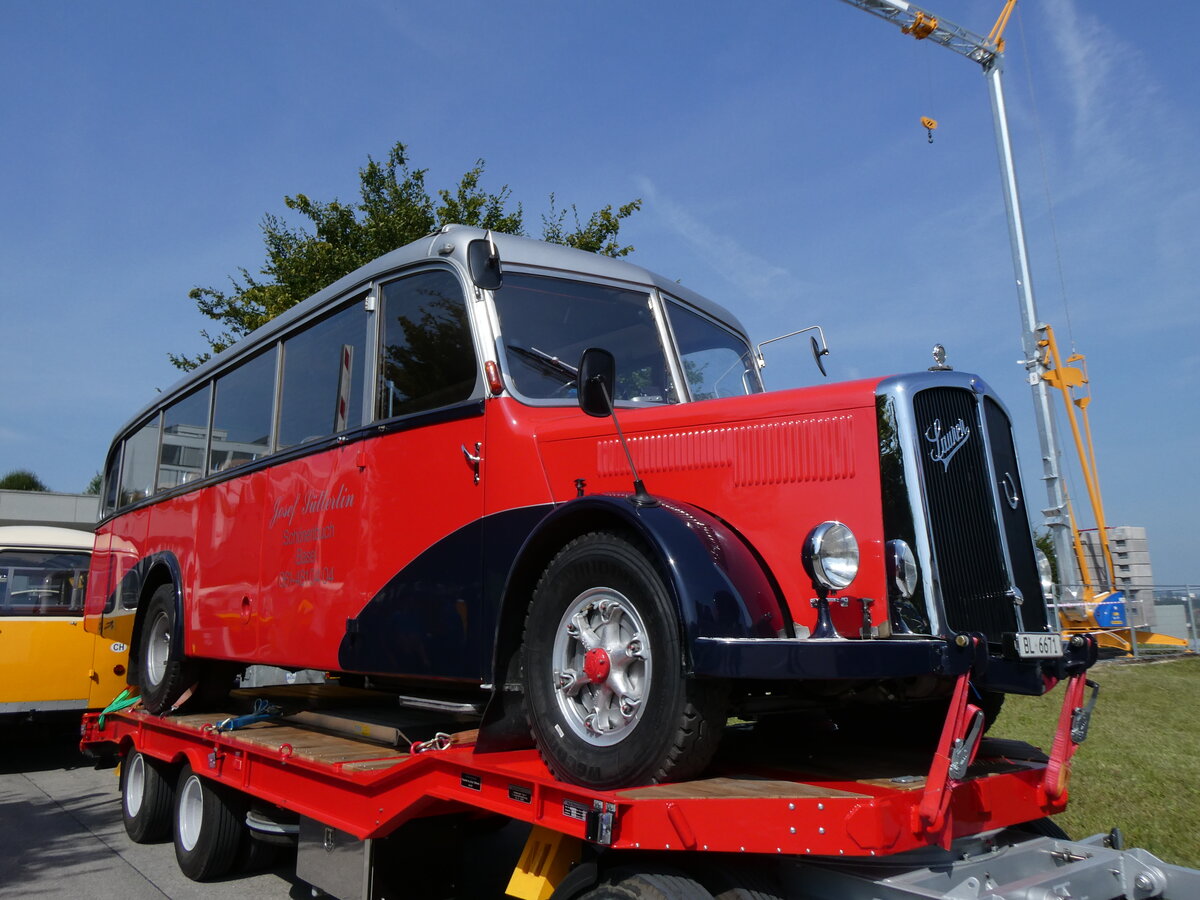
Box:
836 0 1080 601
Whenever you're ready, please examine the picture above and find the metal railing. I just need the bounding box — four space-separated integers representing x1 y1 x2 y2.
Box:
1048 584 1198 658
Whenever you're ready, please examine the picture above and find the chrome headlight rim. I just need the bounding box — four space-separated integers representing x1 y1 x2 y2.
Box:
803 521 860 592
886 538 919 599
1034 548 1056 600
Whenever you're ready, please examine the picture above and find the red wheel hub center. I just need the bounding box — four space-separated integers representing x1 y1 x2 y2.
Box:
583 648 611 683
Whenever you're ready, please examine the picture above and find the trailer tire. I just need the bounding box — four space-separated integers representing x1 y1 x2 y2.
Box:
173 765 247 881
523 532 725 789
578 865 715 899
1016 817 1070 839
695 862 785 899
121 750 175 843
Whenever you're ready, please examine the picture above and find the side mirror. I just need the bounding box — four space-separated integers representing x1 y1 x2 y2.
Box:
578 348 615 418
467 235 502 291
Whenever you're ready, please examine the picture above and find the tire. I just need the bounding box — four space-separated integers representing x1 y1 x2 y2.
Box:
173 765 248 881
522 532 726 789
121 750 175 843
1015 816 1070 839
138 585 197 714
578 865 715 899
138 584 237 714
694 862 785 900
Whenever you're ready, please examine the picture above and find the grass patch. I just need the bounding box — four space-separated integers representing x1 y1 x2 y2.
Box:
997 655 1200 868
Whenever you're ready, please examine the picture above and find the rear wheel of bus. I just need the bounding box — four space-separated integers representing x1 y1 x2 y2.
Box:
138 584 237 713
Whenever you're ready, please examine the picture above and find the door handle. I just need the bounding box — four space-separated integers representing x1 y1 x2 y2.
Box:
461 443 482 484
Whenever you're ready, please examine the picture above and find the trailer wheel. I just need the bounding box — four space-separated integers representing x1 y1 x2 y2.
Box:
1015 817 1070 839
120 750 175 843
695 862 785 899
578 865 715 899
173 765 247 881
523 532 725 789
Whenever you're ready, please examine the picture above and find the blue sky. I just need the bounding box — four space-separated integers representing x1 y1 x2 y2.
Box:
2 1 1197 584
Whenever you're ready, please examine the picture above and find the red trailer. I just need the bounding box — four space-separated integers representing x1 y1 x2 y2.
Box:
80 668 1200 899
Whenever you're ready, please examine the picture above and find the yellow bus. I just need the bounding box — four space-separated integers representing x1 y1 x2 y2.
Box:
0 525 128 719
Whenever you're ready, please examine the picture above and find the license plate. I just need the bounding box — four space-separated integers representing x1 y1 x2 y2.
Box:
1015 632 1063 659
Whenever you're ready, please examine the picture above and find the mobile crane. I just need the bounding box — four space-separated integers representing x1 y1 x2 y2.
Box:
1037 326 1187 653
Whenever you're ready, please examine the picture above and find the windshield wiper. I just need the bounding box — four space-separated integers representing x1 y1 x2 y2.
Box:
506 344 579 385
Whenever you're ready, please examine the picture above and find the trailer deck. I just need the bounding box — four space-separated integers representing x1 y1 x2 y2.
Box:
81 673 1080 858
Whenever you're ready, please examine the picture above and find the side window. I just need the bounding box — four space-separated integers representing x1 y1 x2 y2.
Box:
120 415 161 506
278 299 367 448
376 269 478 419
158 386 211 491
101 445 122 516
210 348 277 472
0 551 90 617
667 299 762 400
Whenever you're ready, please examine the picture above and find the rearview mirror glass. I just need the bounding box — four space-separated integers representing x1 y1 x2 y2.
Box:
578 348 615 418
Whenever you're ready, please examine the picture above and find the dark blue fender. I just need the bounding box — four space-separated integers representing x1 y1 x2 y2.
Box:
494 494 785 681
117 551 185 682
476 493 785 751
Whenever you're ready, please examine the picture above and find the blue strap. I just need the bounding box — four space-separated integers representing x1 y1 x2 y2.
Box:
212 698 283 732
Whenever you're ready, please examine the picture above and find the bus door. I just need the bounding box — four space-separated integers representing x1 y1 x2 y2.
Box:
331 267 489 681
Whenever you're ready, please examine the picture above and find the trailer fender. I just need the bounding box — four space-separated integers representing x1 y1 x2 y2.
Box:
479 494 784 750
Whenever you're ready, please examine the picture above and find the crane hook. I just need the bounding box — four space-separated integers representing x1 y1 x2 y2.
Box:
921 116 938 144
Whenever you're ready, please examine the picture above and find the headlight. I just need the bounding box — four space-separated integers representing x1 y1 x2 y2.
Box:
803 522 859 591
886 539 919 599
1034 548 1055 599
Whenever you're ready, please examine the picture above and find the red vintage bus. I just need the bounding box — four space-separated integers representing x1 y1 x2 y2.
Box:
85 225 1092 788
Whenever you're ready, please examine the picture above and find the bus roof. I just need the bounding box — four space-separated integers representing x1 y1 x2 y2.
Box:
0 525 94 551
119 225 751 436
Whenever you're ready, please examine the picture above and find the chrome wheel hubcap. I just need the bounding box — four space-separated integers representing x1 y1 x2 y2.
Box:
551 587 650 746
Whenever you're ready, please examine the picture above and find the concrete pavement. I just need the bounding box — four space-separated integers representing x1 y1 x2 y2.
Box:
0 720 302 898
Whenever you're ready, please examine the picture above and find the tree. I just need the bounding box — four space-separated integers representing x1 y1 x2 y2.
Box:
0 469 48 491
84 472 103 495
172 141 642 370
1034 527 1059 585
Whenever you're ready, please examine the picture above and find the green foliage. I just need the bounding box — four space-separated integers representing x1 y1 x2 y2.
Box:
172 142 642 371
1034 527 1058 583
0 469 48 491
1000 657 1200 868
84 472 102 495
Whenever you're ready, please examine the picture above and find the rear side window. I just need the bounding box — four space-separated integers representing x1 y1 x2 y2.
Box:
211 348 277 472
0 550 90 617
159 386 211 491
120 416 161 505
376 270 478 419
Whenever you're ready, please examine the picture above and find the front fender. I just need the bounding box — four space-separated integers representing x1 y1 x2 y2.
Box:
477 493 784 752
507 494 785 672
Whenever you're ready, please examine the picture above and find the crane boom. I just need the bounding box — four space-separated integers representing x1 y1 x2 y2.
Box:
835 0 1081 603
839 0 1001 65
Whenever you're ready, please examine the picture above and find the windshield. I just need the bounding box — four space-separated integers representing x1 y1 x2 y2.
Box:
666 297 763 399
493 274 679 404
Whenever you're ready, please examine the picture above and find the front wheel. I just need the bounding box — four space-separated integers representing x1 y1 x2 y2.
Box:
522 532 725 789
